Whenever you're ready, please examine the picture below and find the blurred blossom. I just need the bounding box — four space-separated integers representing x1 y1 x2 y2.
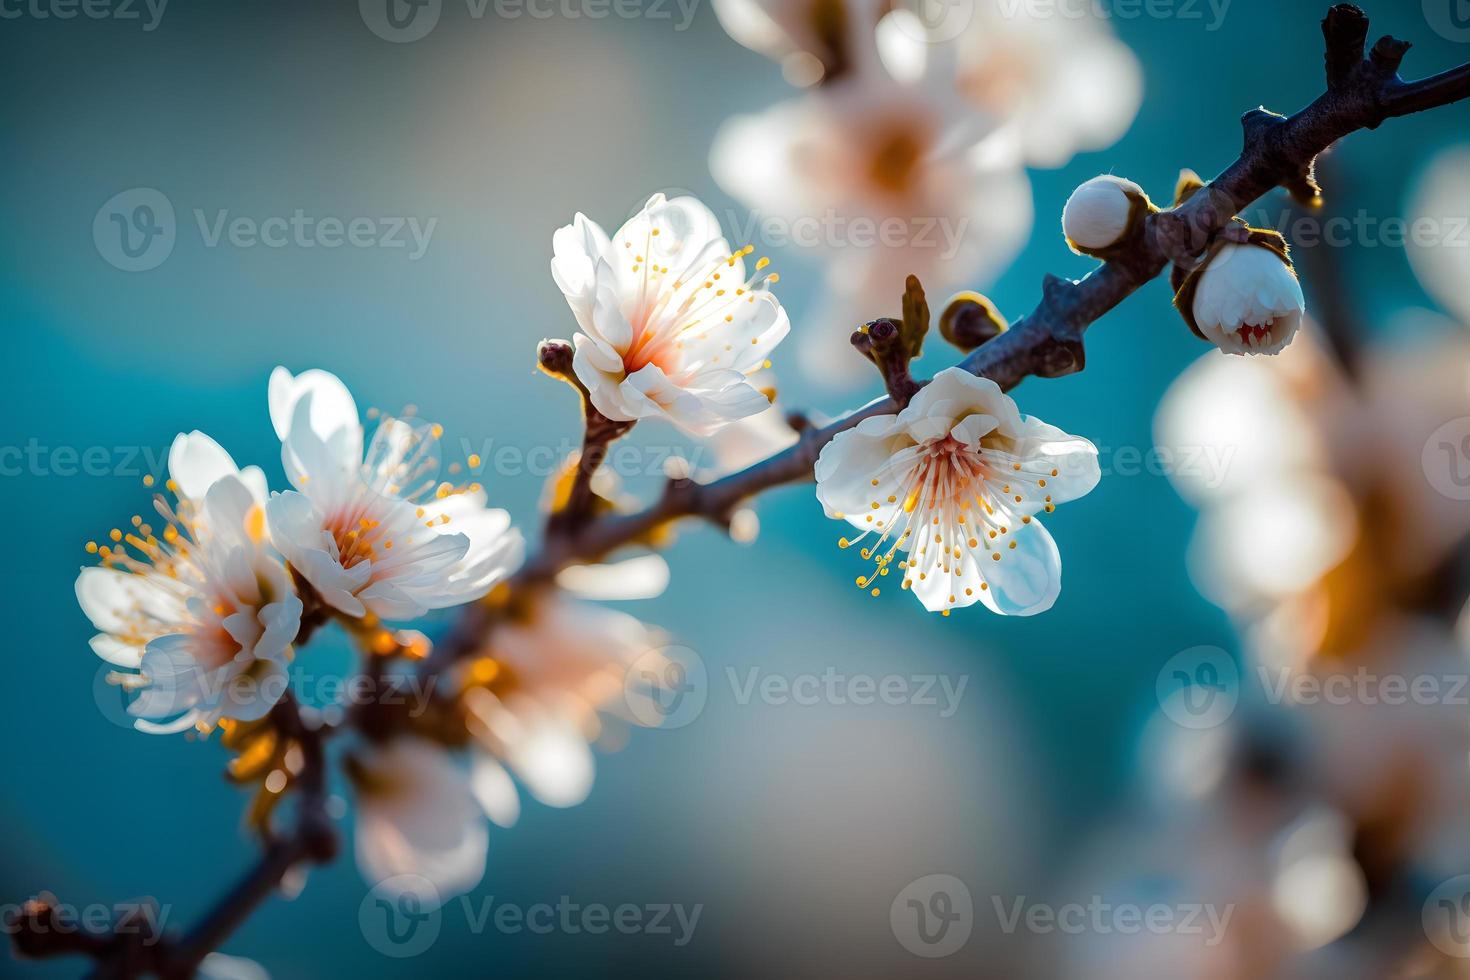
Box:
1154 339 1339 507
711 0 879 84
199 953 271 980
896 0 1142 169
1269 808 1366 950
1157 325 1470 635
1188 473 1357 614
460 589 668 817
704 402 799 478
711 22 1031 385
1407 144 1470 326
554 554 671 601
350 737 488 908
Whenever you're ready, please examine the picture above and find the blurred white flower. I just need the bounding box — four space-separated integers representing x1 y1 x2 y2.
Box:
1187 243 1305 356
815 368 1099 614
713 0 1141 171
76 431 301 734
1407 144 1470 325
265 367 523 620
713 0 876 84
941 0 1142 169
460 590 666 819
351 737 488 907
1158 329 1470 620
712 51 1031 386
704 403 799 478
550 194 790 437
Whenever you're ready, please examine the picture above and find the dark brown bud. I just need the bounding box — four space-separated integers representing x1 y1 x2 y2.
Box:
938 292 1007 352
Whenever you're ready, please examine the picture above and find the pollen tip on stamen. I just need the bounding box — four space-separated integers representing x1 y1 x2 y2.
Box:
142 475 155 487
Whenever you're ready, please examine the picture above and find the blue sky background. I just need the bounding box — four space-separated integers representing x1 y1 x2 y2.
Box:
3 0 1468 975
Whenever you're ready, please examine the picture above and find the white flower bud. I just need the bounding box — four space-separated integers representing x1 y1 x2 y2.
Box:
1191 243 1305 355
1062 175 1146 253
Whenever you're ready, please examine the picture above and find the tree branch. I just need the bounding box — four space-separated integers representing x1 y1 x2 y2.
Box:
15 6 1470 976
13 696 337 979
497 2 1470 594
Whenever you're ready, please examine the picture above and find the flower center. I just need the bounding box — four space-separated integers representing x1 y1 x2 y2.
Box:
868 127 925 196
615 222 778 378
835 431 1062 611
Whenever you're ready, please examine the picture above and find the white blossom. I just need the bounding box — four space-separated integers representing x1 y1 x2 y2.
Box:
351 737 488 907
1190 243 1305 356
265 367 523 620
815 368 1099 614
76 431 301 733
551 194 790 436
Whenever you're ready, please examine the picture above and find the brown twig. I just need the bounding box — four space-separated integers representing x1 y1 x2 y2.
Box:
13 695 337 979
14 6 1470 975
483 3 1470 597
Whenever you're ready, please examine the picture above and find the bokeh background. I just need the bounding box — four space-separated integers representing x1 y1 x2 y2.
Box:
4 0 1469 975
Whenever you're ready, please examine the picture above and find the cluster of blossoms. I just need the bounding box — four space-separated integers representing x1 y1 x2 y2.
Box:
69 150 1320 908
710 0 1141 384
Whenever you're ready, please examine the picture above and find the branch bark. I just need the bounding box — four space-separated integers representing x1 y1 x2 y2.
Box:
14 5 1470 976
501 2 1470 593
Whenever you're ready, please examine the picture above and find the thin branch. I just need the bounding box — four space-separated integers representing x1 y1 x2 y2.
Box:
15 695 337 979
15 5 1470 975
494 2 1470 596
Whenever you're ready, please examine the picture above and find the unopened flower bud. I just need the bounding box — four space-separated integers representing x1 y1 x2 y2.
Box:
1062 175 1153 257
938 291 1007 352
1174 231 1304 356
537 339 575 377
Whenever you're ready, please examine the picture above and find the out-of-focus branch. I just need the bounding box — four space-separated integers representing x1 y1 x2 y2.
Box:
485 4 1470 598
11 695 337 979
15 6 1470 975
